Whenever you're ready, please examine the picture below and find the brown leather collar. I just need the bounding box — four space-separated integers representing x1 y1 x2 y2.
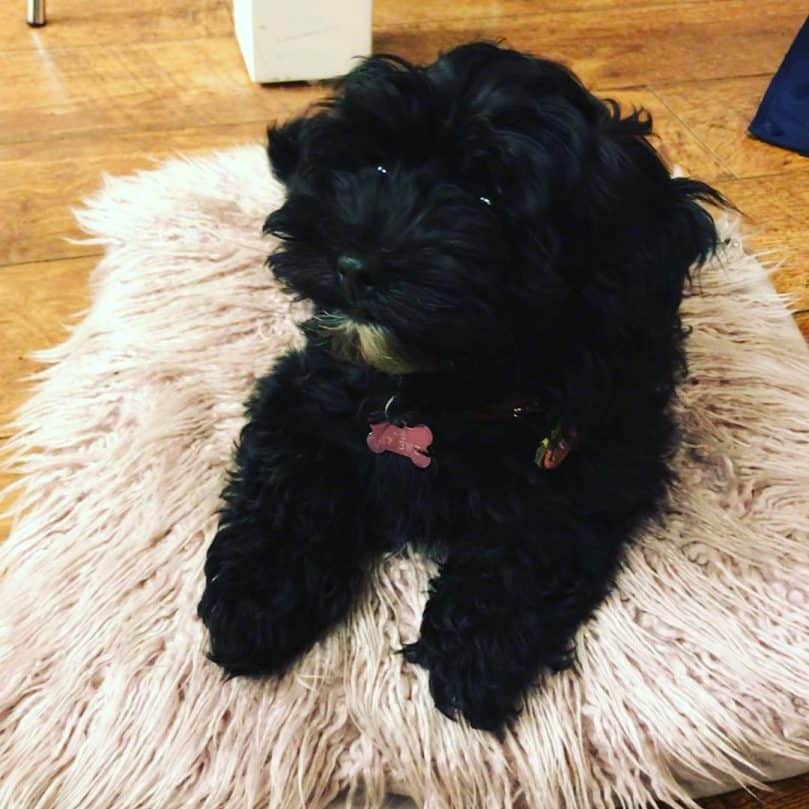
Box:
379 394 575 469
472 397 545 421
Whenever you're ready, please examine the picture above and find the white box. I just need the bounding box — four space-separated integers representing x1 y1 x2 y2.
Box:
233 0 373 83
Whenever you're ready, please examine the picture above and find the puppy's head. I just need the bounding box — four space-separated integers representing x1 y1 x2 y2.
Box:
264 42 723 377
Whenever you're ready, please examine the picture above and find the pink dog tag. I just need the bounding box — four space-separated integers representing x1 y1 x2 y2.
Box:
367 422 433 468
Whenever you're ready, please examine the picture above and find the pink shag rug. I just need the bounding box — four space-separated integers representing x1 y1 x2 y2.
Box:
1 146 808 809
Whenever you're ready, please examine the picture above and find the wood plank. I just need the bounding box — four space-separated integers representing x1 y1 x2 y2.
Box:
375 0 725 26
0 42 327 145
0 0 232 51
375 1 806 89
653 75 809 180
0 121 278 266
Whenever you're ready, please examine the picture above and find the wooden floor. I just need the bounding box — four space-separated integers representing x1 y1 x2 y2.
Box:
1 0 807 805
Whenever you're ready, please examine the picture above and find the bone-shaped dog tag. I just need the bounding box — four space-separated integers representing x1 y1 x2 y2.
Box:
367 422 433 468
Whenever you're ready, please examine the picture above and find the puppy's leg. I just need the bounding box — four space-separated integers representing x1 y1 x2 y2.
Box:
403 517 625 732
198 350 372 677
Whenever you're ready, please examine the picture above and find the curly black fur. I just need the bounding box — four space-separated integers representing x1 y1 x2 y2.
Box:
198 42 725 732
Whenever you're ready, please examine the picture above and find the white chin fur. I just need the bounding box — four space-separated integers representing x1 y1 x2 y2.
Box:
314 313 420 375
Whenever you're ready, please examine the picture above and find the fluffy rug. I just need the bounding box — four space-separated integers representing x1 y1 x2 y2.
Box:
1 146 808 809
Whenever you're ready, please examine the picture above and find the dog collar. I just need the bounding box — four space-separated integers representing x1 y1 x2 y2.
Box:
366 396 573 470
473 397 544 421
470 397 574 469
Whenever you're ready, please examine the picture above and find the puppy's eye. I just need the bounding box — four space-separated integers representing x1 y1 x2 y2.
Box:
479 195 492 207
376 165 388 175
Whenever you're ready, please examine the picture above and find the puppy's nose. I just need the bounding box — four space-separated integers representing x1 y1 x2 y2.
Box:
337 254 366 274
337 253 374 292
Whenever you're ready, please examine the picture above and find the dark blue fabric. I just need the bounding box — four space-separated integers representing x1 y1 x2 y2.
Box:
749 16 809 157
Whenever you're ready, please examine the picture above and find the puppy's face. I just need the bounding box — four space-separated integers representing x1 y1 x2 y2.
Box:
265 43 720 376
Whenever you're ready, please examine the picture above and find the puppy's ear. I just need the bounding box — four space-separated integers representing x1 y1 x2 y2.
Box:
642 175 724 313
267 119 306 183
558 109 727 436
578 106 726 318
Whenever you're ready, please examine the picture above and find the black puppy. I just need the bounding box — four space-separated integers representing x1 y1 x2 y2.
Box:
198 42 723 732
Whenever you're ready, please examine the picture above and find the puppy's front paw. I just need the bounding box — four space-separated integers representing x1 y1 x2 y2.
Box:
401 634 526 734
198 529 362 678
197 570 307 678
